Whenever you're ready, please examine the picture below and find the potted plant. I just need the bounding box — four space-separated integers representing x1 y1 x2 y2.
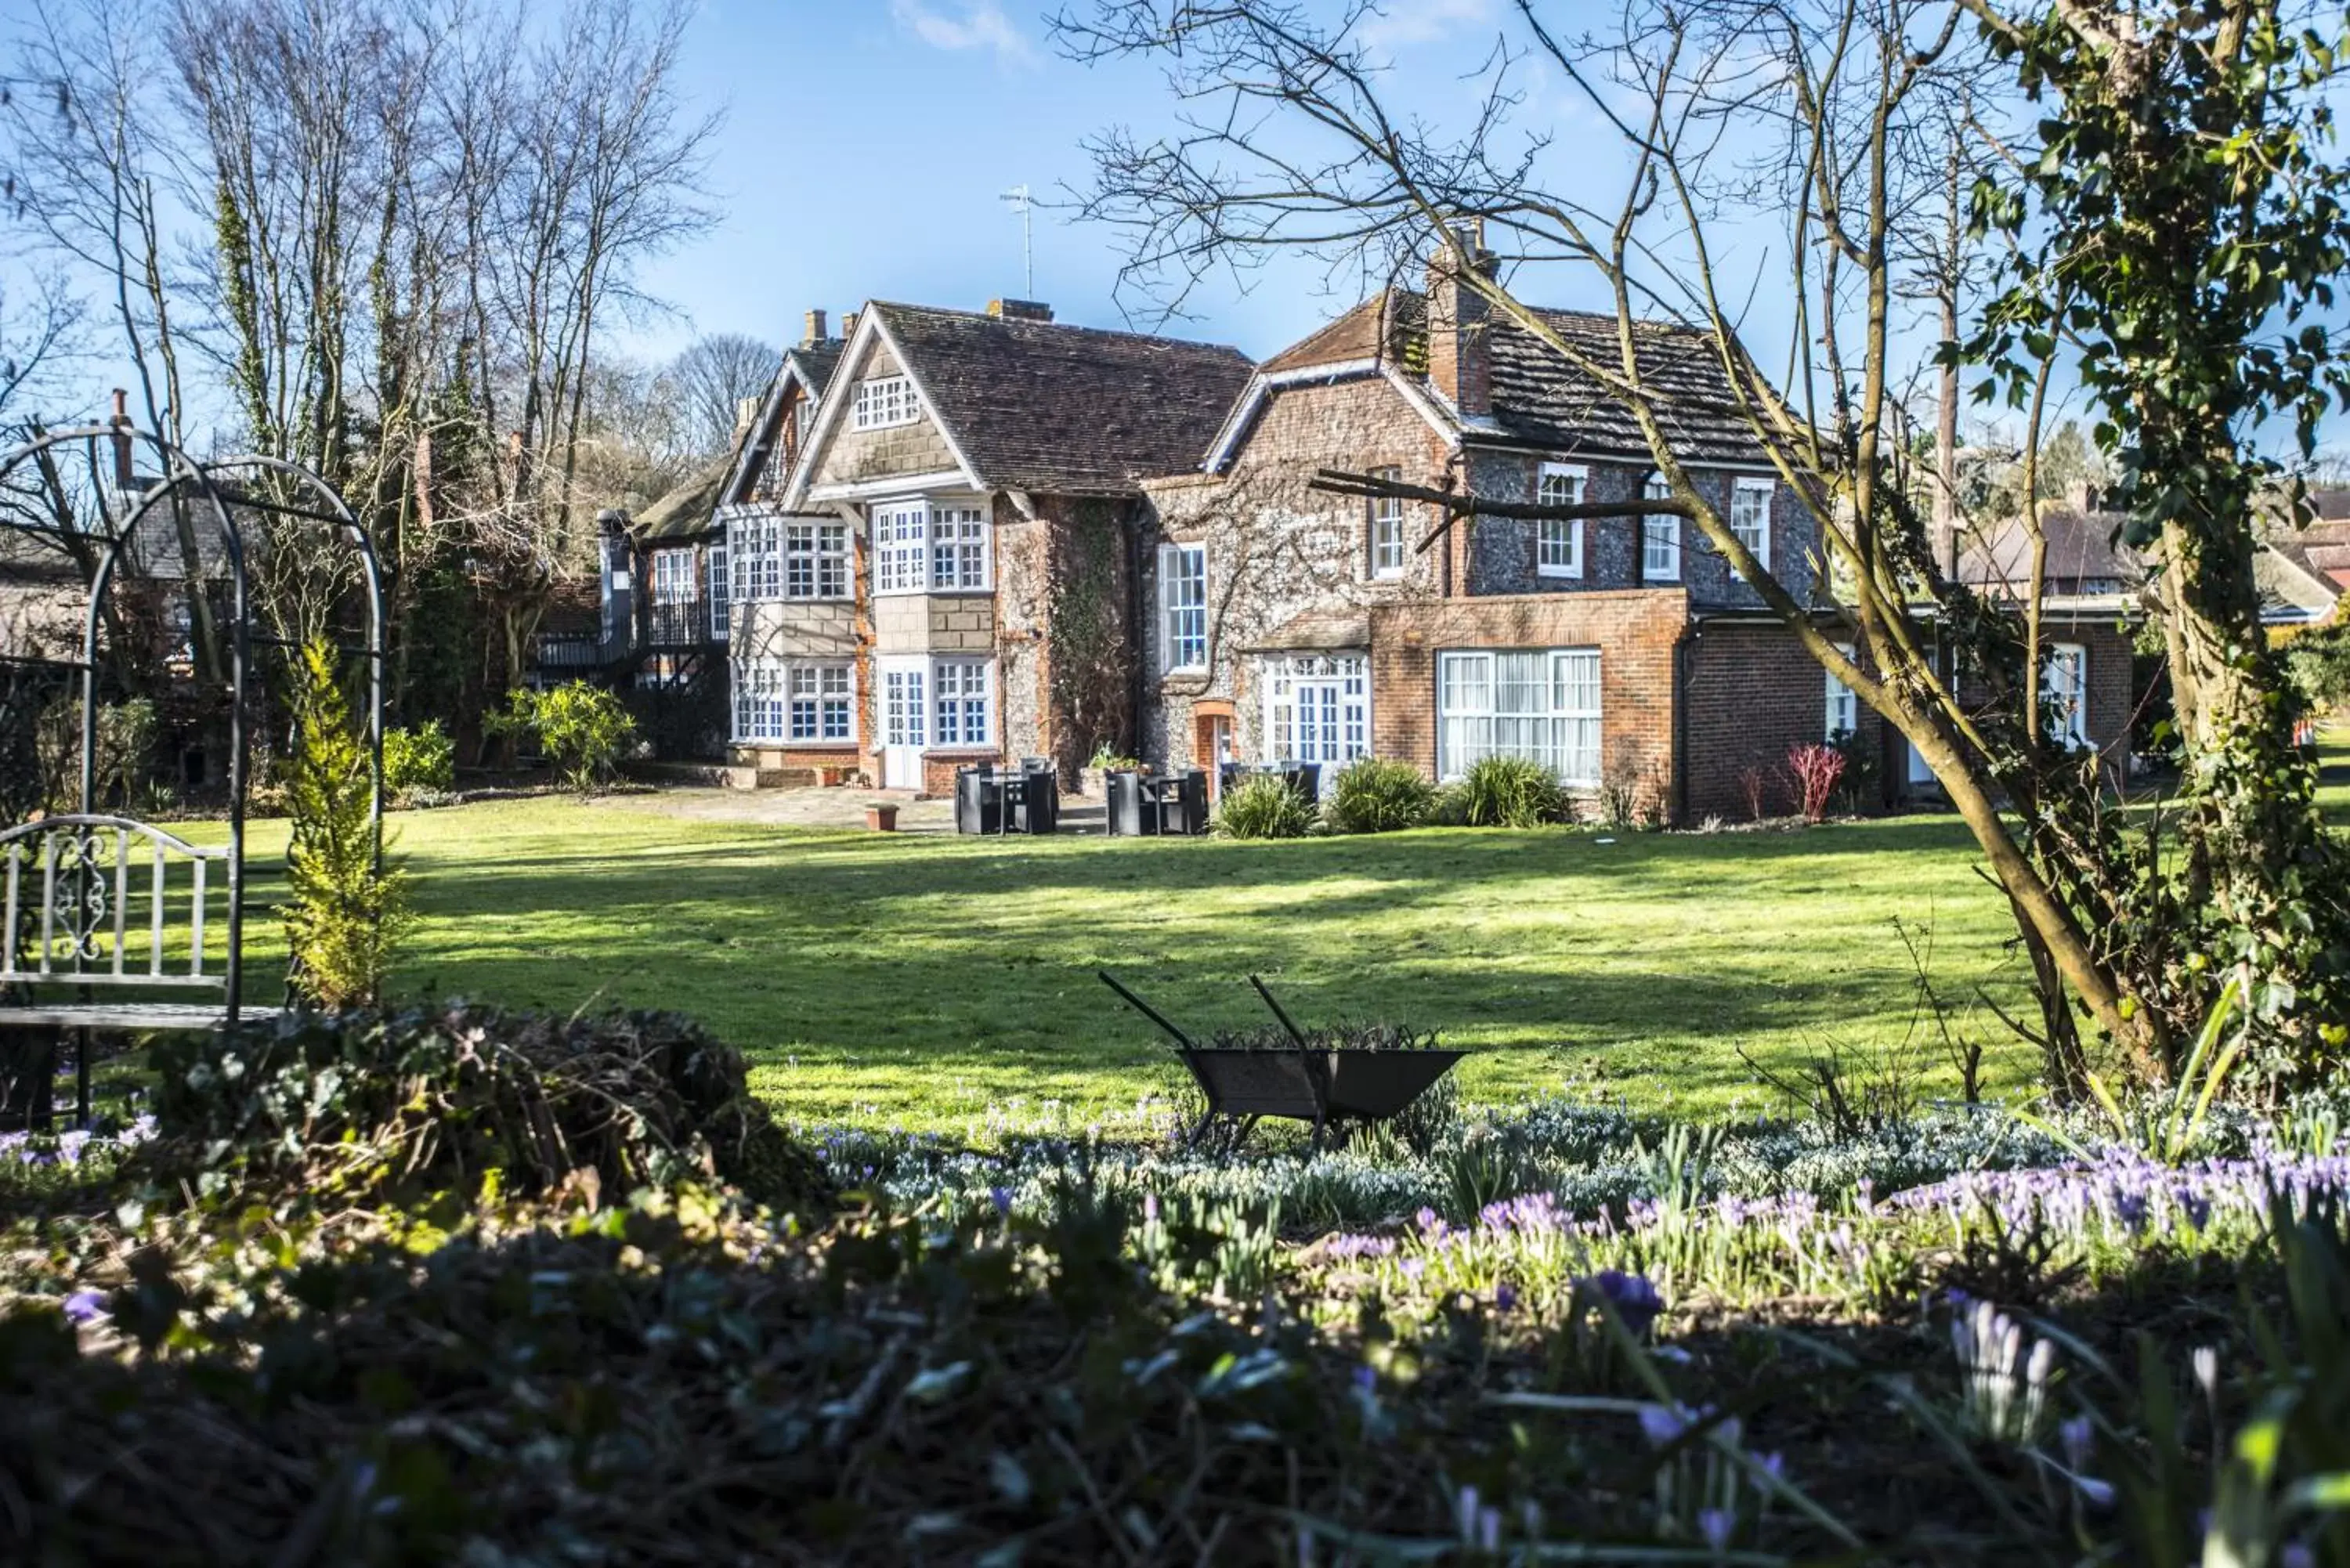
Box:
1085 746 1142 797
864 800 898 832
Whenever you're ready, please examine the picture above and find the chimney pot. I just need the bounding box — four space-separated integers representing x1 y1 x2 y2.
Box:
109 388 129 424
841 309 860 341
803 308 827 346
987 298 1054 323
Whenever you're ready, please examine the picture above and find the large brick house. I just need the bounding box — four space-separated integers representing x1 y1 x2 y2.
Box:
1137 255 2138 821
719 298 1253 791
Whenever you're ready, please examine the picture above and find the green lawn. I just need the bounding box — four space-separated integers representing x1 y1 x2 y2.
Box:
214 797 2038 1130
187 737 2345 1133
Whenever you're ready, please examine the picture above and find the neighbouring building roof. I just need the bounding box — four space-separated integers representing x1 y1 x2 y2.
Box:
1243 288 1772 468
634 462 732 542
866 302 1255 494
1957 506 2142 595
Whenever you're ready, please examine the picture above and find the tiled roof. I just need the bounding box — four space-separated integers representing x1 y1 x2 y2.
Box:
872 303 1254 493
1957 507 2142 592
1252 288 1771 464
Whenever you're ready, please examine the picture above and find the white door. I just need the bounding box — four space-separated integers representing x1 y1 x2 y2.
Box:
880 659 927 789
1263 652 1368 797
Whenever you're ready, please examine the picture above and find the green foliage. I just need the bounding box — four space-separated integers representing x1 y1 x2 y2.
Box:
489 681 637 793
34 698 157 810
143 1003 830 1211
1213 771 1315 838
1323 755 1434 833
2029 977 2253 1168
282 641 407 1010
1457 754 1565 827
2280 621 2350 717
381 720 455 797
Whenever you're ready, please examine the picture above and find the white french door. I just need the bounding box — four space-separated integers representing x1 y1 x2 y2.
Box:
1262 652 1369 790
879 658 927 788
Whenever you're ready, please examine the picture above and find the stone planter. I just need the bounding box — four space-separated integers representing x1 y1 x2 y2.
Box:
864 804 898 832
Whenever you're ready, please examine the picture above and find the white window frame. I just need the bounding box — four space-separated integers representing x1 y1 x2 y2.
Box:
881 659 928 750
651 549 695 605
1368 467 1408 579
931 657 994 749
736 658 858 746
1825 641 1859 739
1537 463 1585 580
2045 641 2090 749
732 515 782 602
873 499 989 596
1436 647 1603 787
1730 477 1773 569
1262 652 1370 769
1641 473 1679 581
1159 543 1208 672
852 374 916 431
709 544 729 638
785 520 851 600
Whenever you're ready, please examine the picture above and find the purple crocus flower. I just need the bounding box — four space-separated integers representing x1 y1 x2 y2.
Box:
1698 1507 1735 1552
1636 1401 1698 1446
989 1186 1013 1216
1578 1270 1665 1335
1494 1283 1517 1314
61 1290 106 1324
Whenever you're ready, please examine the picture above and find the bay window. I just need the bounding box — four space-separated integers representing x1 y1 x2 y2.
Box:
1537 463 1585 579
736 659 856 745
1437 648 1602 786
873 499 989 594
732 515 783 601
786 522 851 599
933 658 992 746
1160 543 1207 671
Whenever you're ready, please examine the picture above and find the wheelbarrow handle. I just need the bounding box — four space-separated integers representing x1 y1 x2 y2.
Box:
1097 970 1195 1050
1247 973 1312 1049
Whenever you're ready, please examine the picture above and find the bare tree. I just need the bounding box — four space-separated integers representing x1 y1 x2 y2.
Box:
1055 0 2179 1072
663 332 779 460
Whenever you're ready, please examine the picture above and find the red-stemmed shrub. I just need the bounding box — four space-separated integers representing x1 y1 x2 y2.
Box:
1787 742 1847 825
1737 764 1772 822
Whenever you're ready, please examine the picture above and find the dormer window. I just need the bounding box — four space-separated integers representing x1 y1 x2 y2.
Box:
853 376 916 431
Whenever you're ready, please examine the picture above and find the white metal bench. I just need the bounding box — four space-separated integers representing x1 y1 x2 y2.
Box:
0 814 275 1031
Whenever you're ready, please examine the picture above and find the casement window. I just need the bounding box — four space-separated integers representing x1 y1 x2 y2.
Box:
929 503 989 591
1537 463 1585 579
873 500 988 594
1730 478 1773 569
1263 653 1369 767
736 659 856 745
1159 543 1207 671
1825 642 1859 739
1368 467 1408 579
2044 642 2089 749
1641 473 1679 580
852 375 916 431
651 549 696 605
732 516 783 600
1437 648 1602 786
786 522 851 599
709 544 730 638
932 658 992 746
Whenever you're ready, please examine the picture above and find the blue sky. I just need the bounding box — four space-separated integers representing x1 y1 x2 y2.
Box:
629 0 1583 363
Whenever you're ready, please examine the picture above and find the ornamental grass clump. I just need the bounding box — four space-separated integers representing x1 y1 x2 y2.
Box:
1214 771 1316 838
1324 756 1435 833
139 1004 830 1212
1457 754 1566 827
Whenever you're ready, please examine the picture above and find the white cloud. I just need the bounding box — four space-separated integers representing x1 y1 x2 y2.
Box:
891 1 1037 67
1357 0 1496 50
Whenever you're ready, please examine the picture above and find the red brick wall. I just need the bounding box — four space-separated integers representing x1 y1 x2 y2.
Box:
1682 622 1889 821
1368 590 1685 819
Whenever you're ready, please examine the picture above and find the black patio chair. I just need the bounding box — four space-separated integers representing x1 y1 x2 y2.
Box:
1014 768 1060 834
954 765 1003 834
1283 762 1321 803
1156 768 1209 836
1105 769 1155 836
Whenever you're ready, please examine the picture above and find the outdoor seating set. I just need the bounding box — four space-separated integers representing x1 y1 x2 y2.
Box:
1219 761 1321 803
1104 768 1211 836
953 759 1061 835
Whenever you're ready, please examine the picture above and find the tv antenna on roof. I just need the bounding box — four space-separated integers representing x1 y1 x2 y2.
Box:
1000 185 1034 298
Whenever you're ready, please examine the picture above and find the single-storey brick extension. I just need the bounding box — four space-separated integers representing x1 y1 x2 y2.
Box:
692 260 2134 817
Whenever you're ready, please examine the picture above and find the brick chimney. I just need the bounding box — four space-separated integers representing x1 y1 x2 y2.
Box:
1426 220 1493 421
840 309 860 341
802 309 827 346
987 298 1054 323
107 388 133 490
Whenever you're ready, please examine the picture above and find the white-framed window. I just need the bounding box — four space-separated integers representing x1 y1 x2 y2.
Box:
709 544 729 638
651 549 695 605
873 500 988 595
853 375 916 431
929 503 989 591
874 502 928 594
1159 543 1207 671
1368 466 1408 578
1825 641 1859 739
736 659 857 744
1537 463 1585 579
2044 642 2089 749
932 658 992 746
732 515 783 601
786 522 851 599
1641 473 1679 580
1730 478 1773 569
1263 652 1369 768
1437 648 1602 786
